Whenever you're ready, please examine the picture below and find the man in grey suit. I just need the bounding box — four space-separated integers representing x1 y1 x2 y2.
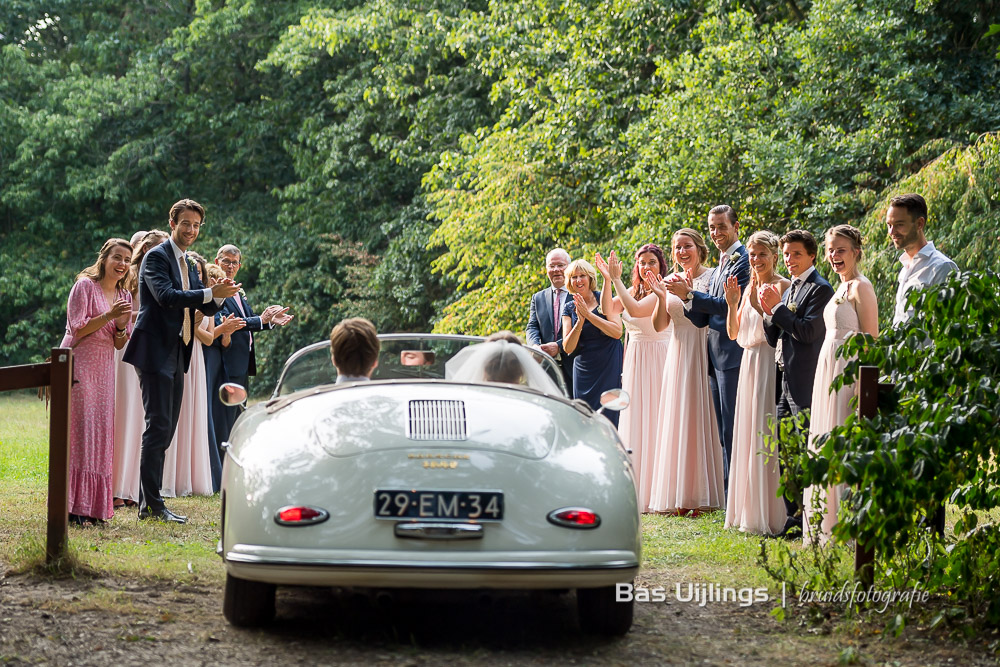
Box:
761 229 834 536
526 248 573 394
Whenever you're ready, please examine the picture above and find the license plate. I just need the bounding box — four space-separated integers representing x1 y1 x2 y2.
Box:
374 490 504 521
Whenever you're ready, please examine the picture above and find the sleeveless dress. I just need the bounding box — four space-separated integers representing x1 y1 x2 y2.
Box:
160 317 214 497
724 289 785 534
803 280 863 544
648 270 725 513
60 279 133 521
113 291 144 503
619 309 671 512
563 291 624 428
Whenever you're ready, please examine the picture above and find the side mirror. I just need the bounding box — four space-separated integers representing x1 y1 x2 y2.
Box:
598 388 630 413
219 382 248 407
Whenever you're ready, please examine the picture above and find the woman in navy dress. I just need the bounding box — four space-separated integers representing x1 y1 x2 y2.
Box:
561 258 624 427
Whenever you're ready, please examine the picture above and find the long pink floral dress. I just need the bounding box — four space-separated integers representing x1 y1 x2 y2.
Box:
60 278 133 520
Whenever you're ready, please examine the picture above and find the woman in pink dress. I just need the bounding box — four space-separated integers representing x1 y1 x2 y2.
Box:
113 230 168 507
646 229 726 515
595 245 671 512
723 230 790 535
803 225 879 544
61 238 134 526
161 252 215 497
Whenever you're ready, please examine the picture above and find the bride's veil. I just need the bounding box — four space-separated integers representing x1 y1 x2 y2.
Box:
447 341 561 394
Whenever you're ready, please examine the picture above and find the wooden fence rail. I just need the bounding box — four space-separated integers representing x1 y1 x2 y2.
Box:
0 348 73 563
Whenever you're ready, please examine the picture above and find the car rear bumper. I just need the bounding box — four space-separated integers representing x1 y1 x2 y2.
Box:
224 546 639 588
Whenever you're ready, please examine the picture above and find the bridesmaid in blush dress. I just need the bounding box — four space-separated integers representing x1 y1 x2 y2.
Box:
803 225 878 544
646 229 725 515
561 258 624 428
723 230 789 535
113 230 167 507
160 253 215 498
595 246 671 512
62 239 134 525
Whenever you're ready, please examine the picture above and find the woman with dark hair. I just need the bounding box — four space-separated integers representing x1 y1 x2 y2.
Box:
596 244 671 512
62 238 134 526
113 230 166 507
161 251 215 497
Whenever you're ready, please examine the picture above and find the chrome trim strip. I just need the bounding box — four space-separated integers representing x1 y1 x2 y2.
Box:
224 553 639 570
394 522 484 540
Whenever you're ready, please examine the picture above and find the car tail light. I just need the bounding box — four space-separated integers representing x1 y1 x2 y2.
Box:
547 507 601 529
274 506 329 526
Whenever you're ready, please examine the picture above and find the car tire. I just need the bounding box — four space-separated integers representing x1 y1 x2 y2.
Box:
223 573 276 627
576 584 633 636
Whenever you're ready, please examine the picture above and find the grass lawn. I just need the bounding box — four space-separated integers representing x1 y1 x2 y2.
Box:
0 391 843 590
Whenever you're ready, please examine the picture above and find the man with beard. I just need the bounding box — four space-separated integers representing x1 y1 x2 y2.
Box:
886 193 957 326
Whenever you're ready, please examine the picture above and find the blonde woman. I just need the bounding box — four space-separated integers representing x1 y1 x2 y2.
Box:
803 224 878 544
561 258 624 427
723 230 789 535
646 229 725 515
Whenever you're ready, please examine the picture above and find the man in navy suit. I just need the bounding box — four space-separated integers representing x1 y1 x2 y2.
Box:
526 248 574 394
212 244 293 445
666 205 751 488
124 199 240 523
761 229 834 536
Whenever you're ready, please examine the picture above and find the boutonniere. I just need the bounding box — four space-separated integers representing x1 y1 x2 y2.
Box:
238 288 246 299
788 302 798 313
186 256 197 271
834 285 848 305
730 251 741 263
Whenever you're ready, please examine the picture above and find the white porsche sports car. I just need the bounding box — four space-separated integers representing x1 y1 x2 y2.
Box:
218 334 640 635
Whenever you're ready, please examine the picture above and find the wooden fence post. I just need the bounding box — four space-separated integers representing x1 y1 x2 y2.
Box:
854 365 879 589
46 348 73 563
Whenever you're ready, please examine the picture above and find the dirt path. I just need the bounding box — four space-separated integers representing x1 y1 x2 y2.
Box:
2 566 993 666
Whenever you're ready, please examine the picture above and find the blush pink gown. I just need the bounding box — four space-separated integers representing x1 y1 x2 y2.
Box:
648 271 725 513
803 280 863 544
160 318 214 497
619 310 671 512
60 279 133 520
112 291 144 503
724 290 785 535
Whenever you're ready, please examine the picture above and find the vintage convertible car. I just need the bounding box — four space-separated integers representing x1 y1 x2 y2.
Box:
218 334 640 635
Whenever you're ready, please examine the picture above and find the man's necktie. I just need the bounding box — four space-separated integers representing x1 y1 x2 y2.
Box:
180 254 192 345
787 278 802 304
552 288 562 337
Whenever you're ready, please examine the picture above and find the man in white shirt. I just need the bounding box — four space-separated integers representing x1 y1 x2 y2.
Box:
887 193 958 325
887 193 957 536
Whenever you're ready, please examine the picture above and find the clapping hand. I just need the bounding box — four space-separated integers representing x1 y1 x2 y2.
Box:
664 268 693 299
723 275 740 309
759 283 781 315
644 269 666 298
263 305 293 327
109 296 131 328
748 272 762 313
211 278 241 299
216 313 246 336
608 251 623 281
573 293 590 320
594 252 610 278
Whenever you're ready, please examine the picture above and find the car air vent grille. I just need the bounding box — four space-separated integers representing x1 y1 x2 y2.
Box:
407 400 467 441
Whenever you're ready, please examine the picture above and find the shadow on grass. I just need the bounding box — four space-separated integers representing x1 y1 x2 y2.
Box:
8 532 103 580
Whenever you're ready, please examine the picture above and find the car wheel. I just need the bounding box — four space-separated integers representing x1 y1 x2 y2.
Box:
576 584 633 636
223 573 276 627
